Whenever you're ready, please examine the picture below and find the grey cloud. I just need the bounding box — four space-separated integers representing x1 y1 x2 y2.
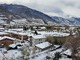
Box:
61 0 80 8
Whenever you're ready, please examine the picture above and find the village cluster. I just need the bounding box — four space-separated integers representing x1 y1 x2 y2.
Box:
0 25 79 60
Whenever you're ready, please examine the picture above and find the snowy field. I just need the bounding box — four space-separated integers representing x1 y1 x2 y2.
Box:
0 46 72 60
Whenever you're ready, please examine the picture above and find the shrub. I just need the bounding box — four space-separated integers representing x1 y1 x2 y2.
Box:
53 52 61 60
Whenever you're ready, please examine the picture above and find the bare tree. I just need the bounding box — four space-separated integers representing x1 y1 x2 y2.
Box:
64 37 80 60
46 36 54 44
21 49 30 60
21 45 30 60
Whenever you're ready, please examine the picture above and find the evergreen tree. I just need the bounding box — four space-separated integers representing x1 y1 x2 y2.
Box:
34 30 38 35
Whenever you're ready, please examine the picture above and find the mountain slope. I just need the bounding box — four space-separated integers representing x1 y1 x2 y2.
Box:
0 4 80 26
0 4 56 25
52 16 80 26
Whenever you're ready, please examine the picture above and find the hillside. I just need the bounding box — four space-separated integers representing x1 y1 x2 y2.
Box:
52 16 80 26
0 4 55 25
0 4 80 26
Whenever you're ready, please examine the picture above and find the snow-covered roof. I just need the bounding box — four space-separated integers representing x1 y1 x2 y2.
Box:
32 35 46 39
0 32 8 35
0 36 16 41
0 20 6 24
61 49 71 56
0 28 4 29
38 31 70 37
6 30 32 36
36 42 52 49
9 43 23 48
5 28 34 36
9 44 16 48
54 45 60 48
14 32 28 35
40 27 46 29
8 28 23 31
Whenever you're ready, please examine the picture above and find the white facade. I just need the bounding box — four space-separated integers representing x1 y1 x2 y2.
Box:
32 35 46 47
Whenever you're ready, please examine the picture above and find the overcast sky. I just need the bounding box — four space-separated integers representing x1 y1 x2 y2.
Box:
0 0 80 17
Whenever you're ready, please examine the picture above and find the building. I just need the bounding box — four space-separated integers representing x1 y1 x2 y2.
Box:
6 29 29 40
9 32 28 40
31 35 46 47
0 32 9 37
0 28 5 32
61 49 72 58
0 36 16 46
35 42 52 51
38 31 70 37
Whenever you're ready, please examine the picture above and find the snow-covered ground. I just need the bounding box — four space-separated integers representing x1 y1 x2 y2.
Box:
0 49 22 60
29 47 72 60
0 42 72 60
59 58 72 60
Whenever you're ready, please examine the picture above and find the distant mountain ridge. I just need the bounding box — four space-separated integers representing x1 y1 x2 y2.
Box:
0 4 80 26
52 16 80 26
